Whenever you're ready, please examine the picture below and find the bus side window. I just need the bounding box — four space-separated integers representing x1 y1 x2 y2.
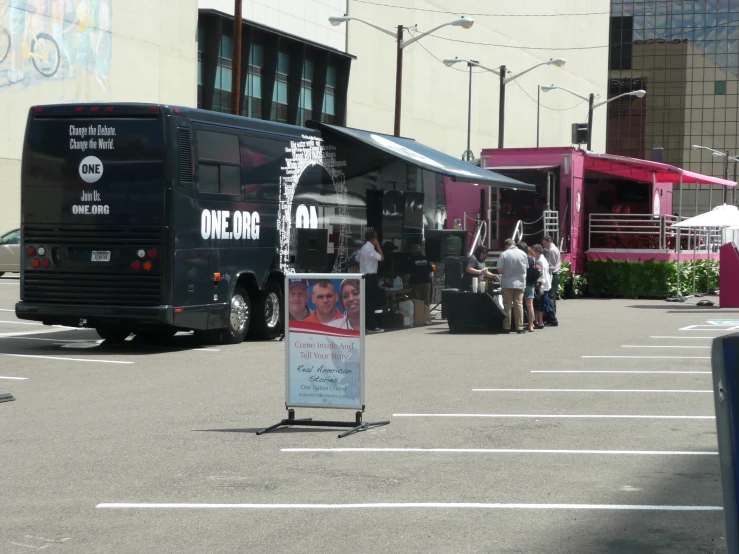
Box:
242 134 288 203
196 130 241 196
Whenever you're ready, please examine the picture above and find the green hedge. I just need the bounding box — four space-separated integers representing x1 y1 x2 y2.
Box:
559 262 587 299
586 259 719 299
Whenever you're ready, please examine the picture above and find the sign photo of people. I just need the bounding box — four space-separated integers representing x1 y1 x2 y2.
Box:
285 275 364 410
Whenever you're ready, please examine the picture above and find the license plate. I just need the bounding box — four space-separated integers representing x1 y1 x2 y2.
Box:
91 250 111 262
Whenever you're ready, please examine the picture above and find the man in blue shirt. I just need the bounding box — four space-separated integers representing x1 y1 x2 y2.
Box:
497 238 528 334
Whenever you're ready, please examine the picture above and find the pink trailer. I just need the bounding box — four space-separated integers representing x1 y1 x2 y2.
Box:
444 147 735 274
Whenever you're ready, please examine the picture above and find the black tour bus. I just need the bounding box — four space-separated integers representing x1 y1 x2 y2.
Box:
15 103 528 344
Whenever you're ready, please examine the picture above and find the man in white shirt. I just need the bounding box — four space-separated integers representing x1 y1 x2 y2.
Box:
355 229 384 333
496 238 528 334
542 235 561 326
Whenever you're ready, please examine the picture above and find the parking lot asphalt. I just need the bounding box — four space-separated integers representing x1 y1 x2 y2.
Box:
1 273 736 553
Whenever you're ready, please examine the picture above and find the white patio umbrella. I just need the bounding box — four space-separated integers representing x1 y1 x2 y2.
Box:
672 204 739 299
672 203 739 228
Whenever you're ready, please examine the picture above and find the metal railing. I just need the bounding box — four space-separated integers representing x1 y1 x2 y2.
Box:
588 213 722 252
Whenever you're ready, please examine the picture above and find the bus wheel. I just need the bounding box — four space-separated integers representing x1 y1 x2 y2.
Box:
249 280 283 340
96 326 131 343
222 285 251 344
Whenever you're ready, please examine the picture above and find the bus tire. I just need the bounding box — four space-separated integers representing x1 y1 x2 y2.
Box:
249 280 283 340
221 284 251 344
96 326 130 343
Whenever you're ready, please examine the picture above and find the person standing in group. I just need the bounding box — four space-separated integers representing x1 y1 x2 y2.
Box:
355 228 384 333
462 245 498 292
497 238 528 334
288 279 312 321
304 279 343 325
533 244 552 329
542 234 561 326
518 241 540 333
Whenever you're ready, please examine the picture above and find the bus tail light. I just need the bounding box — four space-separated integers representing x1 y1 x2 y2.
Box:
37 247 46 256
142 261 152 271
148 249 157 259
34 107 43 113
75 107 83 113
31 259 40 268
137 249 146 258
105 107 114 112
149 106 157 112
131 261 141 270
42 259 51 268
213 273 221 283
91 107 99 113
27 246 36 255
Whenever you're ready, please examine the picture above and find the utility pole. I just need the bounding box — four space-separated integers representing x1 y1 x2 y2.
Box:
393 25 404 137
230 0 243 115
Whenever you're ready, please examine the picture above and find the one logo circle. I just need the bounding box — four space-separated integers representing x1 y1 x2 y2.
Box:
79 156 104 183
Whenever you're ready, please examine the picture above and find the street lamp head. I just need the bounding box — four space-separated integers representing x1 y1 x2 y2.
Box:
452 16 475 29
712 151 724 157
328 15 350 26
632 89 647 98
549 58 567 67
541 85 557 92
443 57 462 67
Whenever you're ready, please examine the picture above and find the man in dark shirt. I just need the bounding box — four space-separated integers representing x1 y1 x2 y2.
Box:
462 246 498 292
405 244 433 306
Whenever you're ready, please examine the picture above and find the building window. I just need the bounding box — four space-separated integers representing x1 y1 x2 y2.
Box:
609 16 633 70
197 27 203 109
213 33 234 113
244 44 263 119
298 59 313 126
271 51 289 123
715 81 727 95
321 65 336 124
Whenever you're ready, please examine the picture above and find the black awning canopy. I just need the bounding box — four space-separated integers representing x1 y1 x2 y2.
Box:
309 122 536 192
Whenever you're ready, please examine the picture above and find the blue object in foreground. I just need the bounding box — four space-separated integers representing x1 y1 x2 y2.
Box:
712 333 739 553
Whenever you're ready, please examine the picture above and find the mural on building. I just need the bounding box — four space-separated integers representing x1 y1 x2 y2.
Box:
0 0 112 101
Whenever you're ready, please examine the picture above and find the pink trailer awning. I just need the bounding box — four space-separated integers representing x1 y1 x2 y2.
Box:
584 152 736 187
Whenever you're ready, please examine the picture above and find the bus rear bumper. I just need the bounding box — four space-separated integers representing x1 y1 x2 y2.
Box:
15 302 174 327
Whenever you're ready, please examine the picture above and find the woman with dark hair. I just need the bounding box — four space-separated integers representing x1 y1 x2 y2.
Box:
462 245 498 292
522 244 540 332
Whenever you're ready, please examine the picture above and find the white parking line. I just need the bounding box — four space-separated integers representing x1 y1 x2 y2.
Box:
531 371 711 374
96 502 722 511
651 336 715 340
393 414 714 420
0 320 44 326
0 353 133 364
0 336 99 343
472 389 711 393
281 448 718 456
582 356 710 359
0 308 15 312
0 376 28 380
622 345 710 349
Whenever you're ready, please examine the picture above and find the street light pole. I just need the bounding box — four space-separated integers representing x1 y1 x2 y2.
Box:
498 65 506 148
586 93 595 151
394 24 403 137
331 15 473 138
465 61 474 160
536 85 540 148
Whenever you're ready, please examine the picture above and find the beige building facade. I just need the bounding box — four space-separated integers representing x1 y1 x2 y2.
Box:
0 0 198 230
343 0 611 159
